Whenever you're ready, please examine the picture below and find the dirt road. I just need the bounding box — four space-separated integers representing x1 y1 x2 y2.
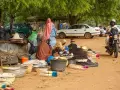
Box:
13 37 120 90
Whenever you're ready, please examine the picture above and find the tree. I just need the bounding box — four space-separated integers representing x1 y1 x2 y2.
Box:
1 0 120 28
0 9 2 23
0 0 41 33
0 0 28 32
34 0 95 25
85 0 120 26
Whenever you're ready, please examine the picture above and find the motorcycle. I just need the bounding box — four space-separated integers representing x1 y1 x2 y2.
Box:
106 33 119 58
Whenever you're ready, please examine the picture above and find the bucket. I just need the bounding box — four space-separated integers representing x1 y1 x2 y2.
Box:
50 60 67 72
21 57 28 63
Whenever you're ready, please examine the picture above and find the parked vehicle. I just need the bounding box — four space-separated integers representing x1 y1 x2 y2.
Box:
5 23 32 38
57 24 100 39
98 26 106 37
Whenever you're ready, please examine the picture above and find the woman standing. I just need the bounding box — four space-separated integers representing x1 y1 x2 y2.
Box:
36 18 56 60
43 18 57 48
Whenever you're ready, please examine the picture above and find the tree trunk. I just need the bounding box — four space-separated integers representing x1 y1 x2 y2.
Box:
10 15 14 34
0 9 2 24
68 14 77 25
0 9 5 25
95 20 98 27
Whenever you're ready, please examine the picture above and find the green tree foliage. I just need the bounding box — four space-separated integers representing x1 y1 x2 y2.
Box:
0 0 41 32
33 0 94 25
0 0 120 27
86 0 120 26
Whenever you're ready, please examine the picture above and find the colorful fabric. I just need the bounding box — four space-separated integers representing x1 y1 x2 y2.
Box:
59 23 63 29
42 18 56 48
65 46 69 51
28 31 38 54
43 18 52 40
50 24 56 37
49 24 57 47
36 40 52 60
50 37 56 48
47 56 54 64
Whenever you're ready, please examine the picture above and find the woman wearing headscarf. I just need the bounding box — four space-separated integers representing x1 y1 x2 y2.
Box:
36 18 56 60
60 39 70 51
36 39 52 60
46 41 66 65
52 41 64 56
43 18 57 48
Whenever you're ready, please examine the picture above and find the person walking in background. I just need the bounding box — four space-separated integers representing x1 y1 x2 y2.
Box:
66 23 69 29
59 23 63 29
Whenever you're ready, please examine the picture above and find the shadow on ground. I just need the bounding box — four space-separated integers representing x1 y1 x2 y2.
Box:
56 36 101 39
100 53 111 57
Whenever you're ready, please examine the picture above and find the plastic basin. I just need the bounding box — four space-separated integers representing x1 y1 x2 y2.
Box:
50 60 67 72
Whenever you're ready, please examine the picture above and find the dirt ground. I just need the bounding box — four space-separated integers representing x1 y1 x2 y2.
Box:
13 37 120 90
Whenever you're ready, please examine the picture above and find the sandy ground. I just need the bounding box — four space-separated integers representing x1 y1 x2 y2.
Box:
13 37 120 90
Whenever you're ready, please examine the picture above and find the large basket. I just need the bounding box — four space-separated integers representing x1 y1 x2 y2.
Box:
50 60 67 72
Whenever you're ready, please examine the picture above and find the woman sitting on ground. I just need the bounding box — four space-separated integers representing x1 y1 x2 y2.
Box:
68 39 90 59
52 41 64 56
36 18 54 60
61 39 70 52
68 39 98 67
47 41 67 64
68 39 78 53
